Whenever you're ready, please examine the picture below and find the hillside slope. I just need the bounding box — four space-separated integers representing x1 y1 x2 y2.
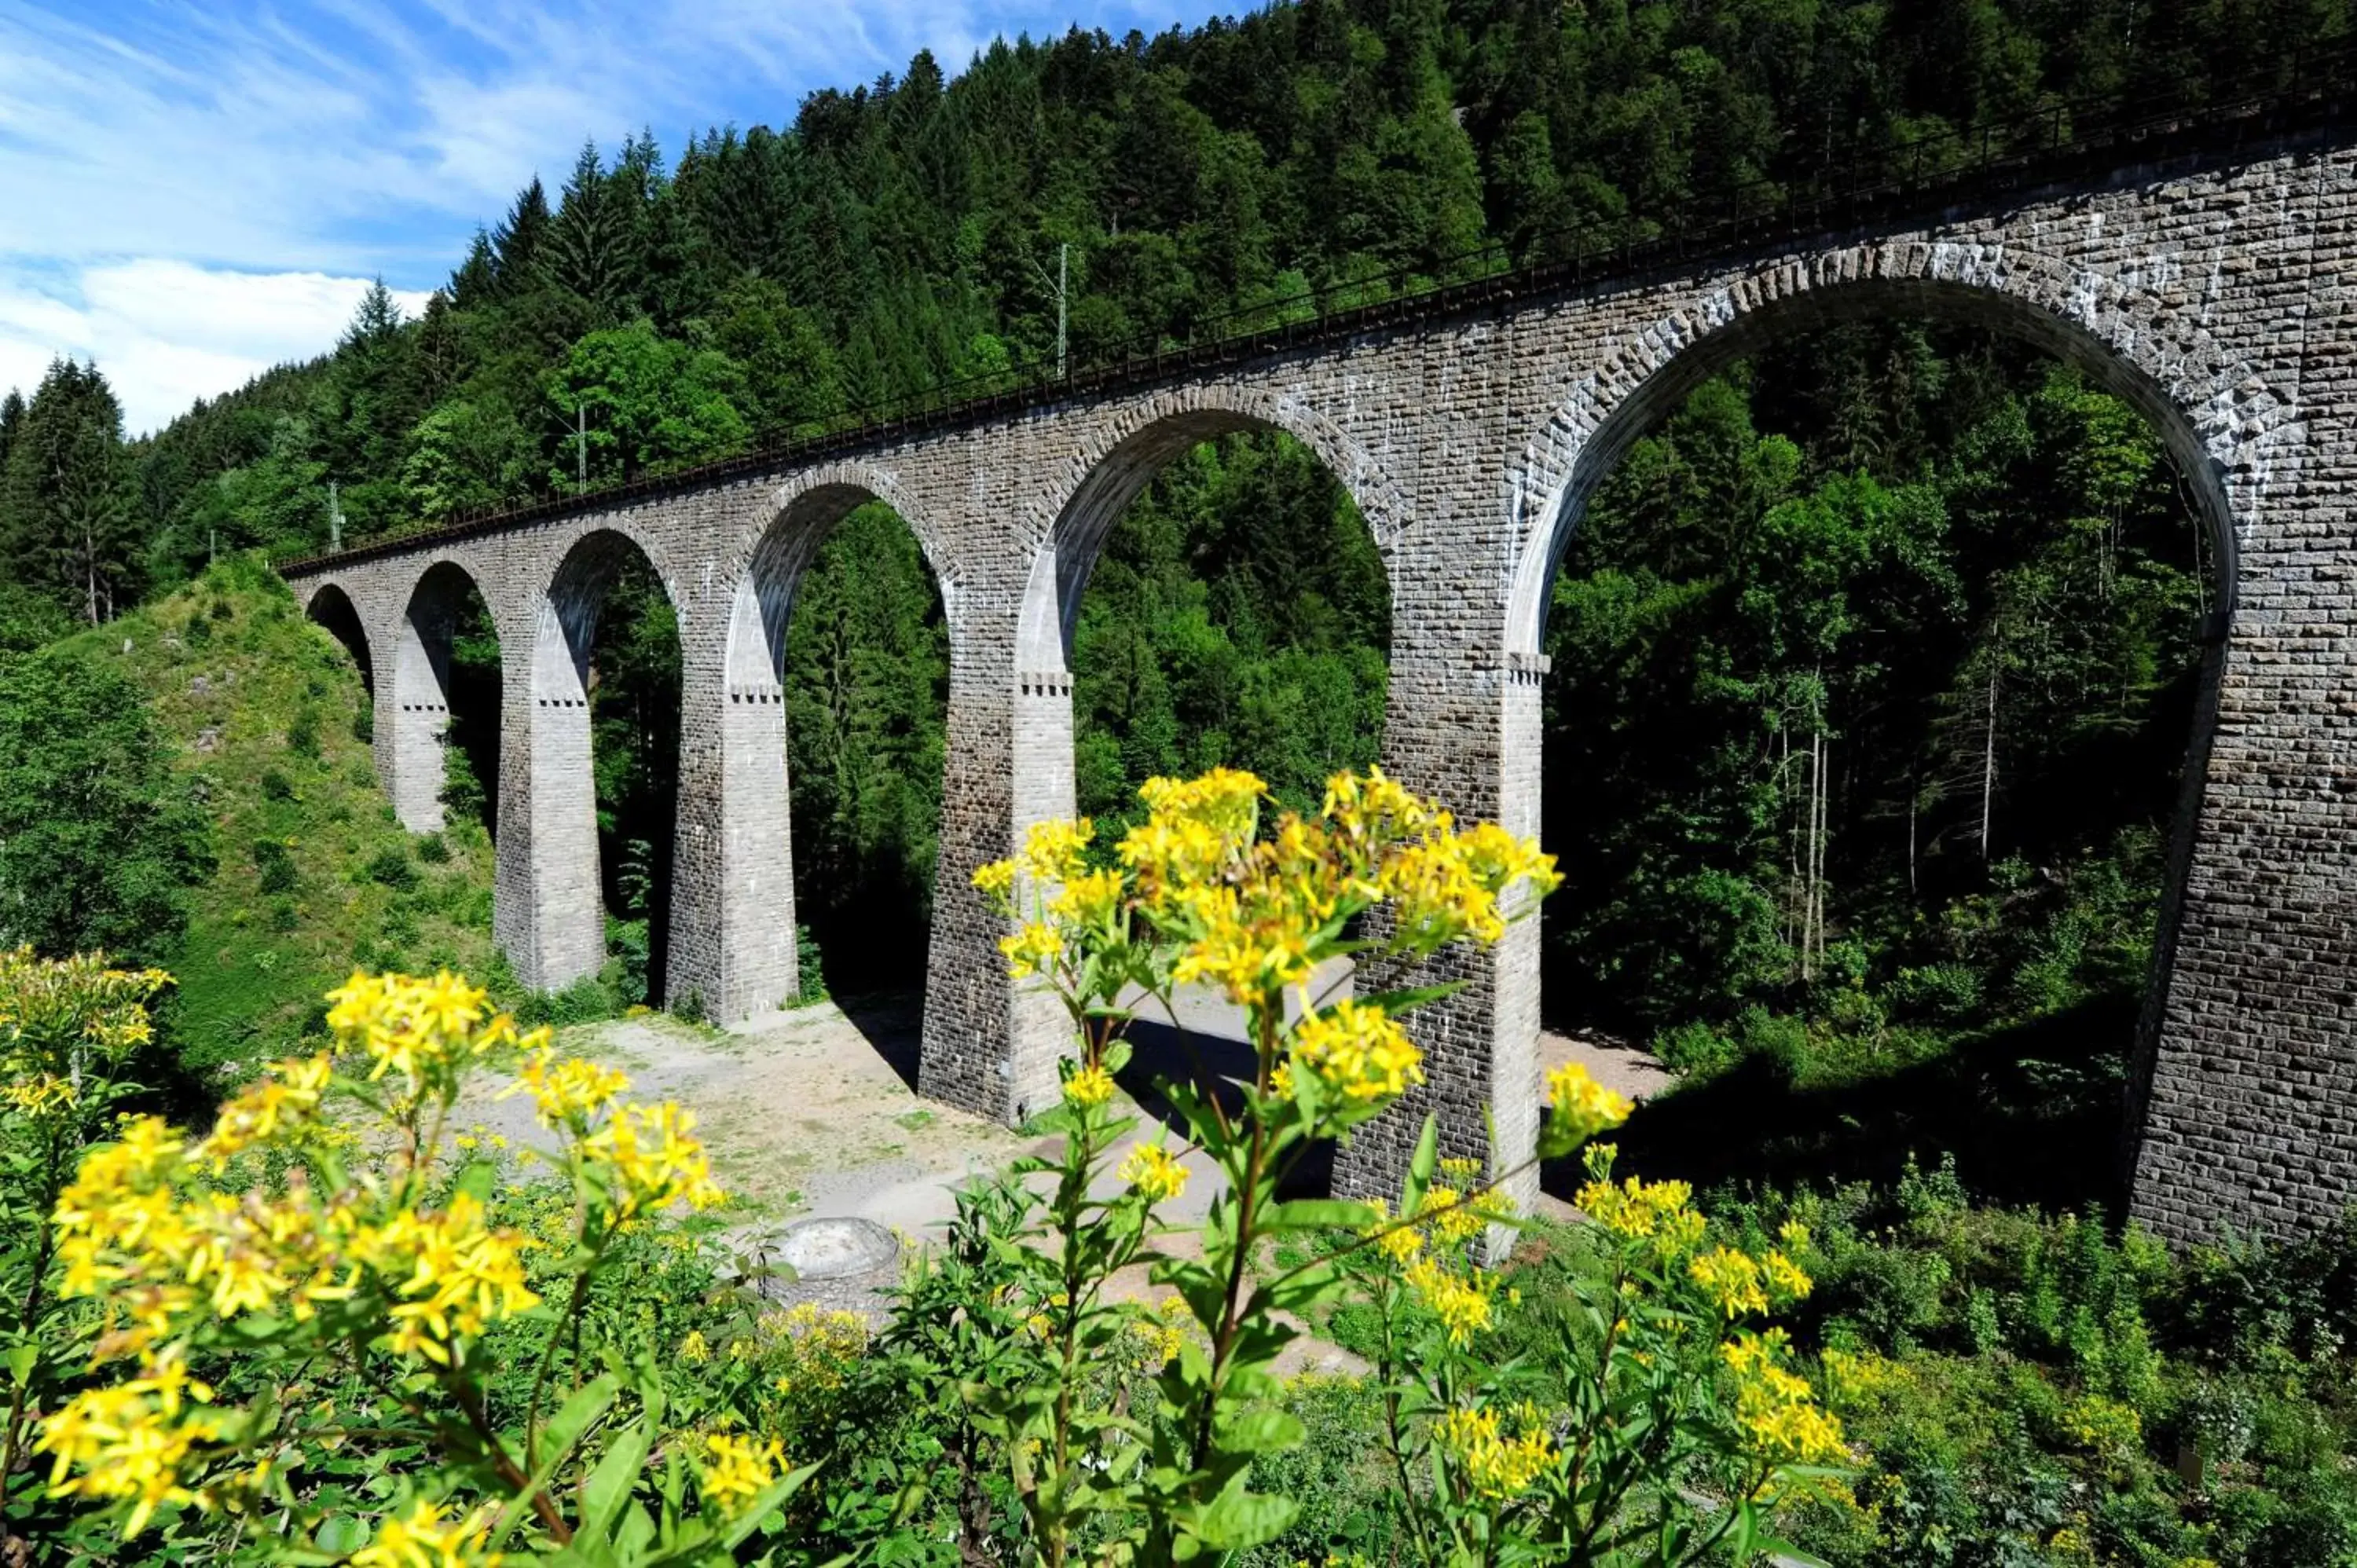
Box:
52 557 499 1076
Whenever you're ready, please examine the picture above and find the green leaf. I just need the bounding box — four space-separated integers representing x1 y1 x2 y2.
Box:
1261 1198 1379 1232
578 1412 654 1538
1188 1472 1300 1551
1215 1408 1304 1456
1400 1115 1439 1214
489 1373 621 1548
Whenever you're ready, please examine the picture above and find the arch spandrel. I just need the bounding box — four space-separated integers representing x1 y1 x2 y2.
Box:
1020 384 1412 672
1503 245 2296 657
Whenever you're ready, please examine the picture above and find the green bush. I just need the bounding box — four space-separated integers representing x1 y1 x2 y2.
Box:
252 837 298 894
364 844 416 890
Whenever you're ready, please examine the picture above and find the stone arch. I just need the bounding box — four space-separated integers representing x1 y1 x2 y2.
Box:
385 558 499 834
1498 241 2297 1199
302 581 372 697
534 528 682 708
1505 243 2290 657
722 463 960 697
1020 384 1411 672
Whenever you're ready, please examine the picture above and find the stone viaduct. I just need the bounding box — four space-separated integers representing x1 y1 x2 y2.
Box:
284 119 2357 1245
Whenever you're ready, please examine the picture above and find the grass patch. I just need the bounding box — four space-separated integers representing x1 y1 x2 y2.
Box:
52 556 500 1081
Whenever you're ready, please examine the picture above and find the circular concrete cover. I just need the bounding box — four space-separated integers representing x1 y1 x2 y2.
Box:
768 1216 899 1280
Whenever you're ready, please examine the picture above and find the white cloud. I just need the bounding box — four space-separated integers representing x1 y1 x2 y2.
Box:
0 0 1215 432
0 266 433 435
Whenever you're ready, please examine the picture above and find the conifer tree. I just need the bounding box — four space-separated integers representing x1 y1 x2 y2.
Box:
490 176 553 298
0 360 138 624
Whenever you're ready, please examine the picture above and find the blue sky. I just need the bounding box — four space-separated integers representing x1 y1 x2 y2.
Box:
0 1 1225 433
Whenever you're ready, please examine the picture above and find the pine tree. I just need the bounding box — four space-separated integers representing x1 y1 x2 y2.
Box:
0 360 138 624
448 229 497 307
545 141 639 319
490 177 554 298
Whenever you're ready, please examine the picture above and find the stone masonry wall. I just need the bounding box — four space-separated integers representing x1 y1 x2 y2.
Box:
291 133 2357 1245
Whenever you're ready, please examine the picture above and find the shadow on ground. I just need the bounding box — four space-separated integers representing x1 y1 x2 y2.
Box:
833 990 926 1093
1549 993 2139 1214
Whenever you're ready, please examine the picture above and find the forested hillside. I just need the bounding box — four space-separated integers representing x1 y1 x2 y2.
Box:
0 0 2329 1046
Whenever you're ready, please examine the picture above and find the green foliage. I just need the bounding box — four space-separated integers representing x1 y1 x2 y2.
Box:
0 358 141 625
27 559 502 1078
1076 434 1389 837
0 648 213 964
784 505 947 994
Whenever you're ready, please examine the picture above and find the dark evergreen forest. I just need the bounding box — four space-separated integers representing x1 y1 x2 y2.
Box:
0 0 2319 1054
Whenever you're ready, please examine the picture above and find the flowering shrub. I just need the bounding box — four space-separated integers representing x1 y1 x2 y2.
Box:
959 765 1852 1566
11 766 1857 1565
16 962 805 1563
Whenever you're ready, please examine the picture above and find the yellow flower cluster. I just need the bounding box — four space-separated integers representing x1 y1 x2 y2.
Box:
1128 1295 1190 1368
34 1354 225 1535
1434 1404 1559 1501
1723 1330 1846 1467
508 1043 629 1127
582 1101 726 1218
350 1498 502 1568
1404 1256 1494 1346
0 948 169 1118
1288 1001 1424 1103
1688 1245 1812 1320
2062 1394 2143 1454
1544 1061 1633 1151
1050 867 1125 926
1816 1346 1905 1409
364 1192 543 1365
972 858 1017 903
52 1097 544 1372
326 970 519 1090
1576 1165 1706 1260
1023 818 1096 882
196 1052 331 1165
698 1432 788 1517
1117 1141 1190 1203
1063 1061 1116 1108
1 1072 76 1115
762 1302 870 1398
999 921 1065 980
1382 821 1560 948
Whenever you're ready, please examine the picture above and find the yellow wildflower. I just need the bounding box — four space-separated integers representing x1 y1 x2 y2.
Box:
971 858 1018 903
582 1101 726 1218
1021 817 1096 884
1433 1404 1558 1500
351 1498 503 1568
680 1330 711 1364
999 922 1063 980
1405 1257 1493 1345
1049 867 1125 925
35 1355 224 1537
1722 1331 1846 1466
1688 1247 1770 1319
1288 1001 1423 1102
0 1073 76 1116
1063 1062 1116 1108
1118 1141 1190 1203
1760 1248 1813 1305
196 1053 332 1163
1544 1061 1632 1149
324 970 511 1088
505 1043 629 1127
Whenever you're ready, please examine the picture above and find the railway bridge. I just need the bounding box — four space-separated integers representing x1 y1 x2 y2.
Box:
284 101 2357 1243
